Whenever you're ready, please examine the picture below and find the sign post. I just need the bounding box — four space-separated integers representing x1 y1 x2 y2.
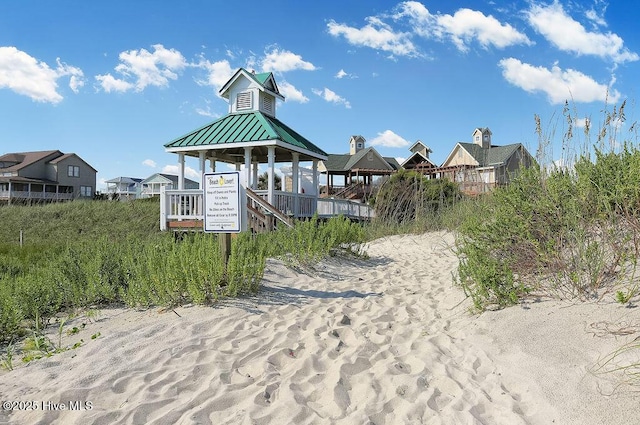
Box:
203 171 246 267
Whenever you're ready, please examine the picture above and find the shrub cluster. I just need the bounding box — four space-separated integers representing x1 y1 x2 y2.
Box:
0 209 366 343
456 144 640 311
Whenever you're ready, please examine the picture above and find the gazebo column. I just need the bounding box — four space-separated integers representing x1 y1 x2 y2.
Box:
198 151 206 188
267 146 275 205
292 152 300 217
312 160 318 196
178 153 185 190
252 157 259 190
209 156 216 172
244 147 252 189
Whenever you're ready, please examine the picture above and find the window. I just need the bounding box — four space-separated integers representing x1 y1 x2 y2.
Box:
80 186 92 197
68 165 79 177
475 136 480 142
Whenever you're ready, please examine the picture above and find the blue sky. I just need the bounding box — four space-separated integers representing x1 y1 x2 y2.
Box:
1 0 638 190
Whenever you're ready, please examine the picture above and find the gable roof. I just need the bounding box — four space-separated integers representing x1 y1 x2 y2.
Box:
323 147 398 172
49 153 98 172
408 140 432 154
0 150 62 172
141 173 198 186
402 151 436 168
444 142 526 168
164 110 327 159
218 68 284 101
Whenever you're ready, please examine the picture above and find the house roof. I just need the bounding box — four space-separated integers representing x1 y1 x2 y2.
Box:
457 143 525 167
323 147 399 173
0 150 62 172
49 153 98 172
141 173 198 186
106 176 143 184
164 110 327 160
402 151 436 168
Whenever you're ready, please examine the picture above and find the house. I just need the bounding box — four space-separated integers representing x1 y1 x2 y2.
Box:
439 128 535 194
105 176 143 200
319 135 401 200
401 140 437 177
140 173 199 198
163 67 328 224
0 150 97 205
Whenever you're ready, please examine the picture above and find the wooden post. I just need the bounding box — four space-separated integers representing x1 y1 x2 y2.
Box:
219 233 232 267
20 229 23 247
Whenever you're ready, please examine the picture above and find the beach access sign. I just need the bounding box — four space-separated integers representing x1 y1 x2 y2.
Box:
203 171 246 233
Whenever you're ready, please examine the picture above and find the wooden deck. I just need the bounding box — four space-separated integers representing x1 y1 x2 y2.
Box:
160 188 374 232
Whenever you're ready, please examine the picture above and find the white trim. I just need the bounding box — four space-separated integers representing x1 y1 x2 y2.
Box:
165 139 327 161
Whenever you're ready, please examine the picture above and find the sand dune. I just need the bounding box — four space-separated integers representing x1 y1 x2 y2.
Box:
1 231 639 424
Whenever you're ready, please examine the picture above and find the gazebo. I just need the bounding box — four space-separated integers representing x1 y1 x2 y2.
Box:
162 68 328 229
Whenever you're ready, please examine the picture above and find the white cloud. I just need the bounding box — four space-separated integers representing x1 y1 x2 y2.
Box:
312 87 351 108
327 16 418 57
260 47 316 72
499 58 620 104
527 2 638 64
396 2 531 52
142 159 157 168
96 44 187 93
161 164 200 180
369 130 410 148
0 46 84 103
335 69 357 79
278 81 309 103
193 57 234 91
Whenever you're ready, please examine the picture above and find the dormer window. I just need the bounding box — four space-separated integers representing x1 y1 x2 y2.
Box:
236 91 252 110
357 142 363 149
475 136 480 142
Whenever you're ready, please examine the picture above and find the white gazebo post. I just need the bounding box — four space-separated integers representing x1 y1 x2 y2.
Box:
244 147 252 189
267 146 275 204
178 153 185 190
292 152 300 217
198 151 206 188
312 159 319 196
209 156 216 172
252 157 259 190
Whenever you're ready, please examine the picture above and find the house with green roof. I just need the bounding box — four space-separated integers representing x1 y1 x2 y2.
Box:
439 128 535 194
162 68 329 226
319 135 400 200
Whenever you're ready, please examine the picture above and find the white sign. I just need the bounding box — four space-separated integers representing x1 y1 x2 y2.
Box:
203 172 244 233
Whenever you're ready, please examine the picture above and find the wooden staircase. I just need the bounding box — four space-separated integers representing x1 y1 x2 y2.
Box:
245 188 294 233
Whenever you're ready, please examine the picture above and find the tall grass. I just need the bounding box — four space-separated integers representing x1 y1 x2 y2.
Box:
455 101 640 311
0 200 366 343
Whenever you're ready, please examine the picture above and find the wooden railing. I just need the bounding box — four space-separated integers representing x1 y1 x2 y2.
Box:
317 198 375 220
0 190 74 201
160 188 374 231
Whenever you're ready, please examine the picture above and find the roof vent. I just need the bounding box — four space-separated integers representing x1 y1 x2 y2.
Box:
236 91 252 110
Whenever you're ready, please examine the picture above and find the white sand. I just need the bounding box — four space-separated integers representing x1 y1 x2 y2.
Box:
1 231 639 424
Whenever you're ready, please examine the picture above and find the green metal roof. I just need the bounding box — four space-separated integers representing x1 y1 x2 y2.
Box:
458 143 524 167
164 111 327 157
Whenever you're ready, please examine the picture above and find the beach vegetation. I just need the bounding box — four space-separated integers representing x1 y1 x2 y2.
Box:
455 101 640 311
0 200 366 346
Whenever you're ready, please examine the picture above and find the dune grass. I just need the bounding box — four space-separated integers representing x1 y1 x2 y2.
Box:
0 200 366 347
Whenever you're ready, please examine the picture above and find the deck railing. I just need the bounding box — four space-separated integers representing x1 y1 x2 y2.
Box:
160 188 374 231
0 190 74 201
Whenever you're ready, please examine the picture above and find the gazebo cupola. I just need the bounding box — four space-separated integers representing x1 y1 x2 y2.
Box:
219 69 285 118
